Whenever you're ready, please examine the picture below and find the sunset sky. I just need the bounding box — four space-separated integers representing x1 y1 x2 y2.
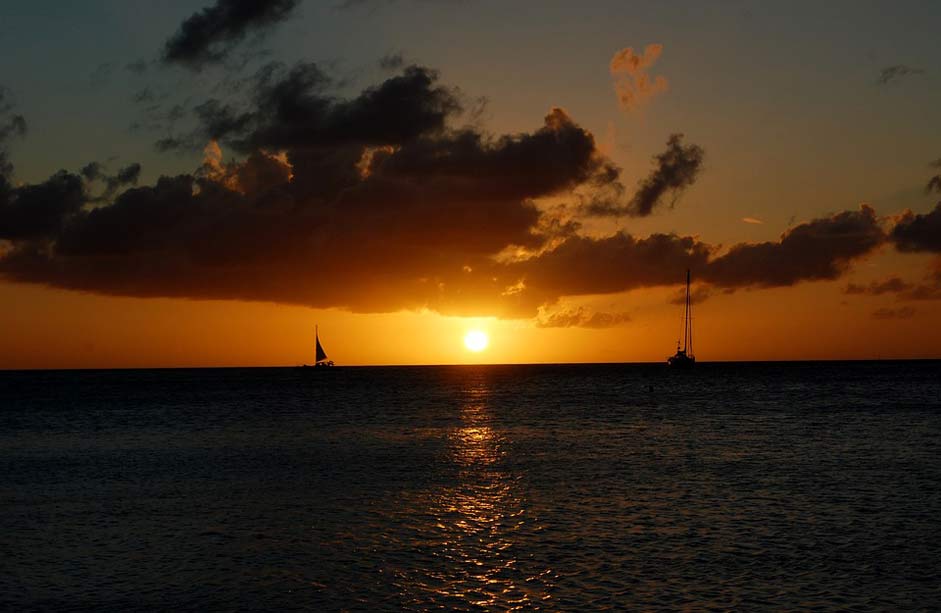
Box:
1 0 940 368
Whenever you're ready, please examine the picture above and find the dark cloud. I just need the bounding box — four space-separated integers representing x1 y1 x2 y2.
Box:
890 204 941 253
876 65 925 85
0 171 85 240
701 206 885 287
0 63 887 319
926 158 941 194
0 63 636 317
379 52 405 71
81 162 143 201
584 133 704 217
154 137 188 153
0 88 27 178
872 306 916 320
536 307 632 328
844 266 941 302
501 232 712 315
0 112 27 144
163 0 300 70
199 63 456 151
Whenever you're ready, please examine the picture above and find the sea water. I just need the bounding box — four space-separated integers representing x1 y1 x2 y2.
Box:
1 362 939 610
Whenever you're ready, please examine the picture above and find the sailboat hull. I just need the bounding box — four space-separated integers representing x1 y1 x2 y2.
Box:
667 354 695 368
298 361 335 369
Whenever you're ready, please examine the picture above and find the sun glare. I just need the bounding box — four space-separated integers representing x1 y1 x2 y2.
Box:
464 330 489 352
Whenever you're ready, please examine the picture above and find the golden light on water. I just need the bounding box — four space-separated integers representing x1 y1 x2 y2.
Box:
395 373 554 609
464 330 489 353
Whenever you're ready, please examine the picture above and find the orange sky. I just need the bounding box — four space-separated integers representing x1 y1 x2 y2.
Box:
2 255 937 369
1 2 940 368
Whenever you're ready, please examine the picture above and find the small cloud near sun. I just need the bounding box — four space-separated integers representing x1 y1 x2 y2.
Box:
742 217 764 224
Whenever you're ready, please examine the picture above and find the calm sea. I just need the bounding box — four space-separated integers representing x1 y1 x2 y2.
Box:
1 362 939 611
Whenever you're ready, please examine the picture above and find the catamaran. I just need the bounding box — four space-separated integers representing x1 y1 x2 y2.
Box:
301 326 334 368
667 269 696 368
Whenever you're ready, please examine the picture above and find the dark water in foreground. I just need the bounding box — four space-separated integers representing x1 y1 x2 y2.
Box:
1 362 940 611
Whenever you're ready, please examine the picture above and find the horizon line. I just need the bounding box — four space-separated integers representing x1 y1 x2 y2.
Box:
2 357 940 372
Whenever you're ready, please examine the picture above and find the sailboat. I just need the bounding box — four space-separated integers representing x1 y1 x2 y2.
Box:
667 269 696 368
301 326 334 368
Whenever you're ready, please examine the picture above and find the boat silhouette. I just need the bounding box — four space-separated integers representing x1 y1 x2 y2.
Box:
300 325 334 368
667 269 696 368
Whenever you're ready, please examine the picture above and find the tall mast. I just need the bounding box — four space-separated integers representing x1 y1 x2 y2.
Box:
686 269 693 356
682 269 689 352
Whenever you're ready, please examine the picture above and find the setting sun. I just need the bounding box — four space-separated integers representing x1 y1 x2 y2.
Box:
464 330 489 352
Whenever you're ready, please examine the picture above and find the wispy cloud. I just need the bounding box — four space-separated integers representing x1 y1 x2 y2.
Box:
876 64 924 85
536 307 632 329
582 133 704 218
610 44 668 111
742 217 763 225
162 0 300 70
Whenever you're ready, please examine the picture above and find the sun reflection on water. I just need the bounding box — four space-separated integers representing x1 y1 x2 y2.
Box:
397 375 555 610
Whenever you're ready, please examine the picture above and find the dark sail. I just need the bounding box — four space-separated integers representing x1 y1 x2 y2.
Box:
315 327 328 362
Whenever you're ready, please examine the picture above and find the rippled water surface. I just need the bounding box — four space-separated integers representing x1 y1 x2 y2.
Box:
2 362 940 610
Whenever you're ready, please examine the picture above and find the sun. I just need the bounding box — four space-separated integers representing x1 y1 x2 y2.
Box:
464 330 489 352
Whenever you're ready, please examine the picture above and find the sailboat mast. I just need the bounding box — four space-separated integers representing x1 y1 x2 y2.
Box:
686 269 693 356
683 269 690 352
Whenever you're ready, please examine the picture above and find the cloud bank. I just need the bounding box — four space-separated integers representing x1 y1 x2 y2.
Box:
1 60 921 321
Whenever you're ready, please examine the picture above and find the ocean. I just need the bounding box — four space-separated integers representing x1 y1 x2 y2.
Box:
1 361 939 610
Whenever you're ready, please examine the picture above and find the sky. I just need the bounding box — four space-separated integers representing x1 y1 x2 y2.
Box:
1 0 940 368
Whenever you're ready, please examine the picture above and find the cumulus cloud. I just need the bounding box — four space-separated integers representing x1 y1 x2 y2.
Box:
0 62 894 320
701 206 886 287
610 44 668 111
890 204 941 253
163 0 300 70
0 64 639 318
876 65 924 85
536 307 632 329
0 171 85 240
